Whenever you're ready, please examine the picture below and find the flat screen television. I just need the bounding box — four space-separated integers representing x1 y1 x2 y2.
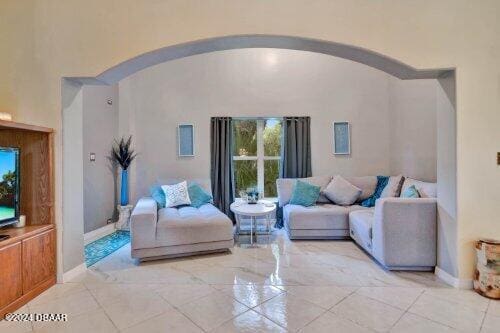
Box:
0 147 20 227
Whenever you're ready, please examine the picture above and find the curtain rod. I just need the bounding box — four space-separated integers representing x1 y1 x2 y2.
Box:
232 116 284 120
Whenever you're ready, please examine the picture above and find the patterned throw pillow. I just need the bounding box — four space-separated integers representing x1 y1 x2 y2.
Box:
161 181 191 208
289 180 321 207
188 183 212 208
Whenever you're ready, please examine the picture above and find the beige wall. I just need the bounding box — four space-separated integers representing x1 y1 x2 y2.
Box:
388 78 438 182
82 85 119 233
1 0 499 279
118 48 437 204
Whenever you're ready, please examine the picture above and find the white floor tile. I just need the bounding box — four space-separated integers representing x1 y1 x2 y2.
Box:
331 293 404 332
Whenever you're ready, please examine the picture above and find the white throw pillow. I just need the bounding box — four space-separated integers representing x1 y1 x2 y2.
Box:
400 178 437 198
161 181 191 208
323 175 362 206
380 175 404 198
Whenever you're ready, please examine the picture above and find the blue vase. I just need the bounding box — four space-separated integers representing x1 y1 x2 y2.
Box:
120 169 129 206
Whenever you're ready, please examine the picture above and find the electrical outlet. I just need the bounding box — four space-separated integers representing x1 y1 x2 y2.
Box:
90 153 96 162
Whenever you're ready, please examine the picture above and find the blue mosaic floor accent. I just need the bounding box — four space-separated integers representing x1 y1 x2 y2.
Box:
85 230 130 267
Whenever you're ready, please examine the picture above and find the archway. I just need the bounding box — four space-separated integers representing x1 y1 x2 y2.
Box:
61 35 457 284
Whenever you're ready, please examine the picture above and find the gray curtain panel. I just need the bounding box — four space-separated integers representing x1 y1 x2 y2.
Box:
280 116 312 178
210 117 234 221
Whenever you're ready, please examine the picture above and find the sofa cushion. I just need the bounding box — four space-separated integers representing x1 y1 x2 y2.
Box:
289 180 321 207
349 209 374 251
284 204 349 230
323 176 362 206
150 185 166 208
401 185 420 198
380 175 404 198
343 176 377 201
155 204 233 247
400 178 437 198
156 178 213 197
188 183 213 208
162 181 191 208
276 176 332 207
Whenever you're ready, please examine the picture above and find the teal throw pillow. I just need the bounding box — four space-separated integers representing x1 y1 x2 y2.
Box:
289 180 321 207
150 185 166 208
361 175 389 208
402 185 420 198
188 183 213 208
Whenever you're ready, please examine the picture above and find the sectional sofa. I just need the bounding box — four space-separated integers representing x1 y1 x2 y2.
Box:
277 176 437 271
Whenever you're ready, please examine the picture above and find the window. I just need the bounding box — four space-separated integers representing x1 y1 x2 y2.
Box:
233 118 282 198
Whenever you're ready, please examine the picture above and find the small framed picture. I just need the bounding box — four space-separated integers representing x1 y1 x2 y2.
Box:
178 124 195 156
333 122 350 155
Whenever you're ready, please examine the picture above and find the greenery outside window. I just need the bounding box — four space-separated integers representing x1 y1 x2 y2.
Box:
233 118 282 198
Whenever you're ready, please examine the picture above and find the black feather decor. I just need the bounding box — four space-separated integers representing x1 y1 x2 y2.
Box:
110 136 137 170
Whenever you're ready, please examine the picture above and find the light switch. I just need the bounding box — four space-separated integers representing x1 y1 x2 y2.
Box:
90 153 96 162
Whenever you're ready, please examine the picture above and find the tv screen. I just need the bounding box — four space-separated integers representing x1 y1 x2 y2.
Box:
0 147 19 226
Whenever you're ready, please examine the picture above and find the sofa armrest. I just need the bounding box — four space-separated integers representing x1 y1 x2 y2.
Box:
371 197 437 268
130 197 158 250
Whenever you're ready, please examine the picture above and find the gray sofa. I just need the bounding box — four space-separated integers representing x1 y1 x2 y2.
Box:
278 176 437 271
130 179 234 261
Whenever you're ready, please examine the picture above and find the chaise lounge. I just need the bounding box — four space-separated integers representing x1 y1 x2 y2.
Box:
130 179 234 261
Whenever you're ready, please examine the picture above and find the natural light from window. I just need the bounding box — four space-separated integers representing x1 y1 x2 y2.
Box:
233 118 282 198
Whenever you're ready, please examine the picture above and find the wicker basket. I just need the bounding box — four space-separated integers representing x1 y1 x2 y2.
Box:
474 239 500 299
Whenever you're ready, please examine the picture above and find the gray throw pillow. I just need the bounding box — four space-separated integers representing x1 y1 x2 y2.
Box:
380 175 404 198
323 176 362 206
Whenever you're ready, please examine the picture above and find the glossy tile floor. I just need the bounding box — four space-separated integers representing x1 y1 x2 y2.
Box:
2 230 499 333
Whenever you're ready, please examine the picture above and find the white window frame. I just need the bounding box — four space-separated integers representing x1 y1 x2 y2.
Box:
233 118 281 199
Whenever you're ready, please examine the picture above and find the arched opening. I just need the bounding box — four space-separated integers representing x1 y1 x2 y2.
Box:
61 35 457 282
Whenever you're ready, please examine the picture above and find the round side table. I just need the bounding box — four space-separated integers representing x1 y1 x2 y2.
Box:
230 200 276 246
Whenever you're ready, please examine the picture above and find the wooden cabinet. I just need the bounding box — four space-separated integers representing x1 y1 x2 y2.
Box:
0 120 56 317
0 225 56 317
0 242 23 309
22 229 56 294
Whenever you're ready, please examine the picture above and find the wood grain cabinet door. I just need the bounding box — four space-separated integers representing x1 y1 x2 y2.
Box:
0 242 23 309
22 228 55 294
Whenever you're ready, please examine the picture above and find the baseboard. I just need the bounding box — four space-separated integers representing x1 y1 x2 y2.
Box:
84 222 116 245
435 266 473 289
63 263 87 282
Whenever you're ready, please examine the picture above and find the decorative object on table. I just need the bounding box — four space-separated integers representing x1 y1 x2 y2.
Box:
239 190 248 203
246 187 259 204
178 124 195 156
230 200 276 247
474 238 500 299
0 112 12 121
109 136 137 206
333 121 350 155
14 215 26 228
116 204 133 230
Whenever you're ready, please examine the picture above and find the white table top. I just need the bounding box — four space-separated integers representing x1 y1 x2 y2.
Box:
230 200 276 216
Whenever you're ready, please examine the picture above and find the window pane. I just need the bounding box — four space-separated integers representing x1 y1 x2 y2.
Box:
263 119 281 156
264 159 280 197
233 120 257 156
234 160 257 197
